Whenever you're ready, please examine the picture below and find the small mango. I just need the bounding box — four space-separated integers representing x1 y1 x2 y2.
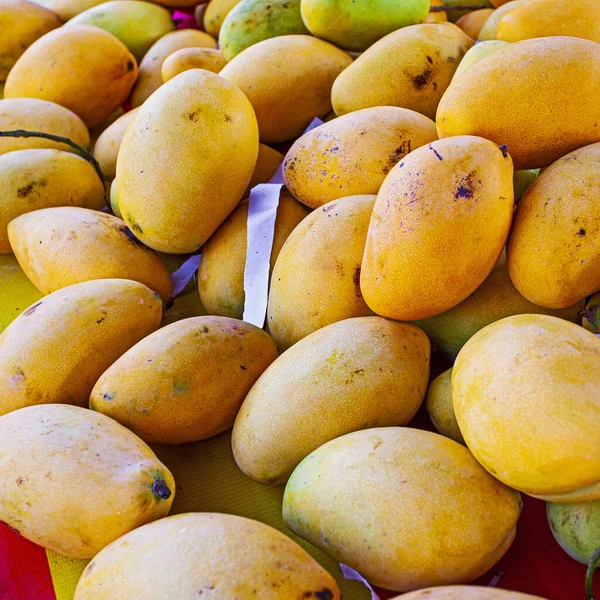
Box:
161 47 227 81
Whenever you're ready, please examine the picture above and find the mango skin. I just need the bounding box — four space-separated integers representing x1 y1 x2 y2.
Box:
332 24 473 120
283 427 521 592
198 191 309 319
74 513 340 600
220 35 352 143
8 207 173 300
118 69 259 254
0 150 105 253
507 142 600 309
455 8 494 39
5 25 137 128
422 0 447 23
415 254 583 360
283 106 437 209
91 316 278 444
0 279 162 416
203 0 241 37
68 1 175 62
267 196 374 351
452 40 509 80
425 368 464 444
45 0 108 19
477 0 529 41
0 404 174 558
246 142 284 193
0 0 61 81
161 47 226 81
513 168 539 203
0 98 89 155
300 0 429 52
394 588 547 599
234 318 430 485
130 29 218 108
453 314 600 501
361 136 514 322
437 37 600 170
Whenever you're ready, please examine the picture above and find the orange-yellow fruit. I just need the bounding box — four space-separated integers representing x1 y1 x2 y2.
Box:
455 8 494 39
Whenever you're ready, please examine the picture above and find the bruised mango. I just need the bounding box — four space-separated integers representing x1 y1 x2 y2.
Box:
161 47 226 81
455 8 494 39
394 588 547 599
93 108 138 180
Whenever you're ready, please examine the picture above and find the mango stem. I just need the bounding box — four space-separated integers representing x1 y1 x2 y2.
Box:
586 546 600 600
152 478 172 500
429 4 489 11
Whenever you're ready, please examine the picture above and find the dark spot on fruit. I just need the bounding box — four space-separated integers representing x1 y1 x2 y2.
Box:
152 478 172 500
202 326 209 333
224 114 232 122
125 216 143 235
23 302 42 316
499 144 509 158
102 392 114 400
429 145 443 161
187 109 202 122
119 225 145 246
96 317 104 324
578 228 586 236
353 267 362 297
412 68 433 88
322 203 337 213
126 60 134 72
315 590 334 600
455 185 473 199
240 365 247 370
426 55 433 64
15 477 24 486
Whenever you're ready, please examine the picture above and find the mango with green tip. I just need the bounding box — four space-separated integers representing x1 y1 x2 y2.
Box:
161 47 227 81
452 40 509 80
477 0 530 40
455 8 494 38
426 368 464 444
393 588 548 599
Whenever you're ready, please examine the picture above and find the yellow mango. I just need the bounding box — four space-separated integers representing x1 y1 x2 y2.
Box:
437 37 600 170
331 24 473 120
0 404 174 558
267 195 375 351
5 25 137 128
283 427 521 592
203 0 241 37
246 143 284 193
477 0 529 40
0 279 162 416
497 0 600 43
233 317 430 485
109 178 120 217
455 8 494 39
130 29 217 108
394 588 548 599
198 191 309 319
0 150 105 253
93 107 138 180
0 255 43 332
283 106 437 209
45 0 107 19
91 316 278 444
0 0 60 81
118 69 258 254
8 207 173 300
426 367 464 444
361 136 514 321
89 106 124 147
453 314 600 502
220 35 352 143
161 47 227 81
507 142 600 308
0 98 89 154
452 40 509 80
74 513 340 599
422 0 447 23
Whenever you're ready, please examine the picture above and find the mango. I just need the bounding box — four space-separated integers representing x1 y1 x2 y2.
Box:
118 69 258 254
452 40 509 80
220 35 352 143
89 106 124 146
513 168 539 203
361 136 514 321
455 8 494 39
415 254 583 360
283 427 521 592
234 318 430 485
203 0 241 37
425 367 464 444
68 1 175 61
453 314 600 502
5 25 137 128
247 143 284 192
300 0 429 52
74 513 340 599
477 0 529 40
0 278 161 416
497 0 600 44
109 178 120 217
267 196 374 350
0 150 105 253
198 191 309 319
437 38 600 170
161 47 226 81
507 142 600 308
331 24 473 120
0 404 174 558
394 588 547 599
582 293 600 333
91 316 278 444
44 0 107 19
283 107 437 209
422 0 447 24
0 0 60 81
0 98 89 155
130 29 218 108
0 255 43 332
441 0 492 21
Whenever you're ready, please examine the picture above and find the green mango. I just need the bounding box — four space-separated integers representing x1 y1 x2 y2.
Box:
513 168 540 203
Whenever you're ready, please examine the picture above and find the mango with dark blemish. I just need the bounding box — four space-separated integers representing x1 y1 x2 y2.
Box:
392 587 547 599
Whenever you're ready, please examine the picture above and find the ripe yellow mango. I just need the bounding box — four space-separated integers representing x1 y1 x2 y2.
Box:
331 24 473 120
393 588 548 599
452 40 509 80
267 195 375 351
283 107 437 209
198 192 309 319
0 279 161 416
426 367 464 444
74 513 340 599
497 0 600 43
45 0 107 19
118 69 258 254
203 0 241 36
507 142 600 308
453 314 600 502
233 317 430 484
283 427 521 592
8 207 173 300
5 25 137 128
436 37 600 170
246 143 284 192
455 8 494 39
361 136 514 321
0 404 174 558
422 0 447 23
130 29 217 107
93 107 138 180
0 98 89 155
0 0 60 81
91 316 278 444
0 150 105 253
220 35 352 143
477 0 529 40
161 47 226 81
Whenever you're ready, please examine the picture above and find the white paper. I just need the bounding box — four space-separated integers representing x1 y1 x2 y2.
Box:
340 564 381 600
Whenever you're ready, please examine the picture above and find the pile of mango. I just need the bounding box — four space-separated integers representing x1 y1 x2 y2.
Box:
2 0 600 597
